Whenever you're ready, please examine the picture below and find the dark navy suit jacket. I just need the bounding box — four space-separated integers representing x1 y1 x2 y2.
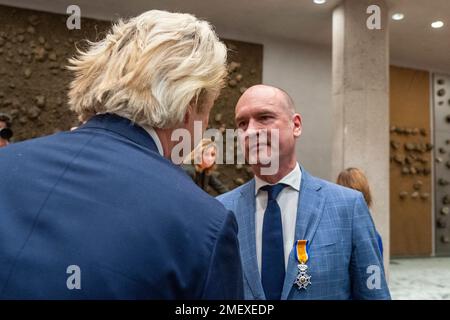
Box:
0 113 243 299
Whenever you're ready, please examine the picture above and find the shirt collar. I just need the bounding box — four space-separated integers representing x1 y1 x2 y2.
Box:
254 162 301 195
141 125 164 156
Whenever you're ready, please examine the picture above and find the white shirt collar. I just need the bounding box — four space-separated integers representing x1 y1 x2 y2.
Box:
141 125 164 156
254 162 301 195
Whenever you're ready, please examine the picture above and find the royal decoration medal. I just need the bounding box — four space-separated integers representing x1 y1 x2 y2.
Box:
294 240 311 290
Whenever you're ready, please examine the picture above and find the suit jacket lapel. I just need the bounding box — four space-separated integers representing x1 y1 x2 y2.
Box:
281 168 325 300
236 179 266 299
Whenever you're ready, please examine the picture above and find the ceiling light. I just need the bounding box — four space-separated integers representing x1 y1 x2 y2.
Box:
313 0 327 4
391 13 405 21
431 20 444 28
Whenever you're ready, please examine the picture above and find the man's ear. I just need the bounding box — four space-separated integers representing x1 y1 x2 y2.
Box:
293 113 302 138
183 104 194 124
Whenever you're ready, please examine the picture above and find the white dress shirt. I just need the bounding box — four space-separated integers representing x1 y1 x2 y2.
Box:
141 125 164 156
254 162 302 273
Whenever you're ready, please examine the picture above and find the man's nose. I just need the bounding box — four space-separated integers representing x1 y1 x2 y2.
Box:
244 130 261 144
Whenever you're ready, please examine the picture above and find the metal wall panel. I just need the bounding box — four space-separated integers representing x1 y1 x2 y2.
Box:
433 73 450 255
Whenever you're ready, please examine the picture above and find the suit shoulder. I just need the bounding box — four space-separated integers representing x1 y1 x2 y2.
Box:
313 176 363 202
172 171 231 220
181 164 195 176
216 179 253 204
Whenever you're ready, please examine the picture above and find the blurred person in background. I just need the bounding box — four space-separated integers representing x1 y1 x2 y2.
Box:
337 167 383 257
183 138 229 194
0 113 13 148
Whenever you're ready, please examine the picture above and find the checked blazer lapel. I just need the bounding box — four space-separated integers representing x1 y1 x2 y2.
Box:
281 168 325 300
236 179 266 299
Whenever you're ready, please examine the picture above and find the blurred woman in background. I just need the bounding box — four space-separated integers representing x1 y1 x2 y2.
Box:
183 138 229 195
337 167 383 257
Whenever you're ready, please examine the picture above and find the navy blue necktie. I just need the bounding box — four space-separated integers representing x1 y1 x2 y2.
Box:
260 183 287 300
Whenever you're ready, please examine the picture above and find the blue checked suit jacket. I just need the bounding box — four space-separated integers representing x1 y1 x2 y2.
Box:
217 168 391 300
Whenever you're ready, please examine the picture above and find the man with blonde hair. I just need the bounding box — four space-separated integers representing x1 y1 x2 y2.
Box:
0 10 243 299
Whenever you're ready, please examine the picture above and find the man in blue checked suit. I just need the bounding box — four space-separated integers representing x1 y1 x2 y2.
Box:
217 85 391 300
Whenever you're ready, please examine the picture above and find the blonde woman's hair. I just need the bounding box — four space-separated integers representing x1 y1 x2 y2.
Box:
184 139 217 173
336 168 373 208
68 10 227 128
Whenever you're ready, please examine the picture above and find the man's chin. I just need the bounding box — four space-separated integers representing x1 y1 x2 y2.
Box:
246 155 276 166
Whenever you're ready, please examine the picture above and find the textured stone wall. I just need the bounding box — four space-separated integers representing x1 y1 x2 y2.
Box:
0 5 109 139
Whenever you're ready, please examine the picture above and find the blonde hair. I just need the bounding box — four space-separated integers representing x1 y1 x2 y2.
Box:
68 10 227 128
336 168 373 208
184 139 217 173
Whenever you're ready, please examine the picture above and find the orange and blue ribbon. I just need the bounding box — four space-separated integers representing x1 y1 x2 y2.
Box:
295 240 309 264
